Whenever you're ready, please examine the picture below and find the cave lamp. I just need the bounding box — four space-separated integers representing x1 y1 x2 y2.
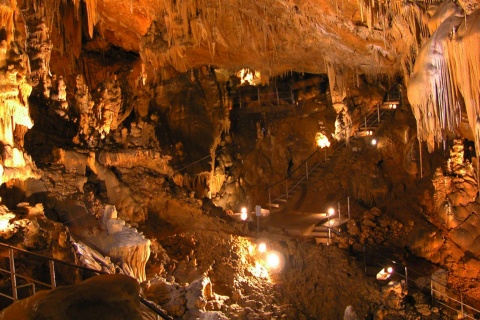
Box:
376 267 394 280
327 208 335 216
241 207 248 221
315 132 331 148
258 242 267 253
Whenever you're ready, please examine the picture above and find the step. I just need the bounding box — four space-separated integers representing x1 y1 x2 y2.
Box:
315 237 333 245
266 203 280 208
380 101 400 109
260 208 270 215
313 226 329 232
359 126 379 131
322 217 350 228
310 231 329 237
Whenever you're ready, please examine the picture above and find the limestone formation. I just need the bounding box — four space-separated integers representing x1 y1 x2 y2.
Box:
0 274 144 320
0 8 37 186
0 0 478 318
408 6 480 156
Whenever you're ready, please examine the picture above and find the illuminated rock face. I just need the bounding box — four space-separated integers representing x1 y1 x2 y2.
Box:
327 63 352 142
53 198 151 282
0 4 38 186
433 140 480 255
95 205 151 282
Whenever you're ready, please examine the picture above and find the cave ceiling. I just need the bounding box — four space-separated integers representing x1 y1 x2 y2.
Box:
9 0 480 156
26 0 440 78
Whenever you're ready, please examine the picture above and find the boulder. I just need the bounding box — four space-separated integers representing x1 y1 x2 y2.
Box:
0 274 143 320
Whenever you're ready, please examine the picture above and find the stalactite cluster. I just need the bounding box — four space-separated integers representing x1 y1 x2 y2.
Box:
138 0 398 78
0 5 15 47
358 0 479 158
408 5 480 157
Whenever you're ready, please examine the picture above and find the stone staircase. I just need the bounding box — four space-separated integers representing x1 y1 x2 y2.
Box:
311 216 352 245
264 83 402 216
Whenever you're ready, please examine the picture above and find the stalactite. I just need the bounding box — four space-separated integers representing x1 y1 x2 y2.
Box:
407 6 477 154
84 0 98 38
0 6 14 47
449 11 480 158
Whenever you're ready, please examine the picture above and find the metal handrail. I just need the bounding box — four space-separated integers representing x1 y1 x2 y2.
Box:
325 227 480 318
0 242 172 319
232 89 296 109
267 81 401 190
266 81 402 209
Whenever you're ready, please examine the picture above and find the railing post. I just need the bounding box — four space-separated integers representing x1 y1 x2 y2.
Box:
363 245 367 274
419 139 423 178
9 249 17 301
365 116 367 130
338 201 341 220
405 266 408 288
268 188 271 212
257 215 260 234
461 293 464 318
276 87 280 105
49 260 56 289
239 90 242 109
257 88 261 106
347 196 350 219
327 228 331 246
306 161 309 181
285 179 289 199
291 90 294 105
430 280 434 305
377 104 380 122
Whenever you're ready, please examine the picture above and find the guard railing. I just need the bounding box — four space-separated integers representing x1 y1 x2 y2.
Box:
266 81 402 212
326 227 480 319
0 242 172 319
232 88 295 109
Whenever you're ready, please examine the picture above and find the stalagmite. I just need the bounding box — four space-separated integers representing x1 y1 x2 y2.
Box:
327 62 352 143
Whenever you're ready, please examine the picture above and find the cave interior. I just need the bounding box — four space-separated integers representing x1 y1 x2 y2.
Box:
0 0 479 319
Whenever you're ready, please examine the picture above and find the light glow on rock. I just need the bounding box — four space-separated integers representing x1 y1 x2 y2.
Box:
249 261 269 279
0 219 9 231
0 213 14 232
237 69 261 85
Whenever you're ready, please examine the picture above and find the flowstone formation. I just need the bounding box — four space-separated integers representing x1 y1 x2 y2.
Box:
0 5 37 186
84 205 151 282
0 0 478 318
73 75 132 147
